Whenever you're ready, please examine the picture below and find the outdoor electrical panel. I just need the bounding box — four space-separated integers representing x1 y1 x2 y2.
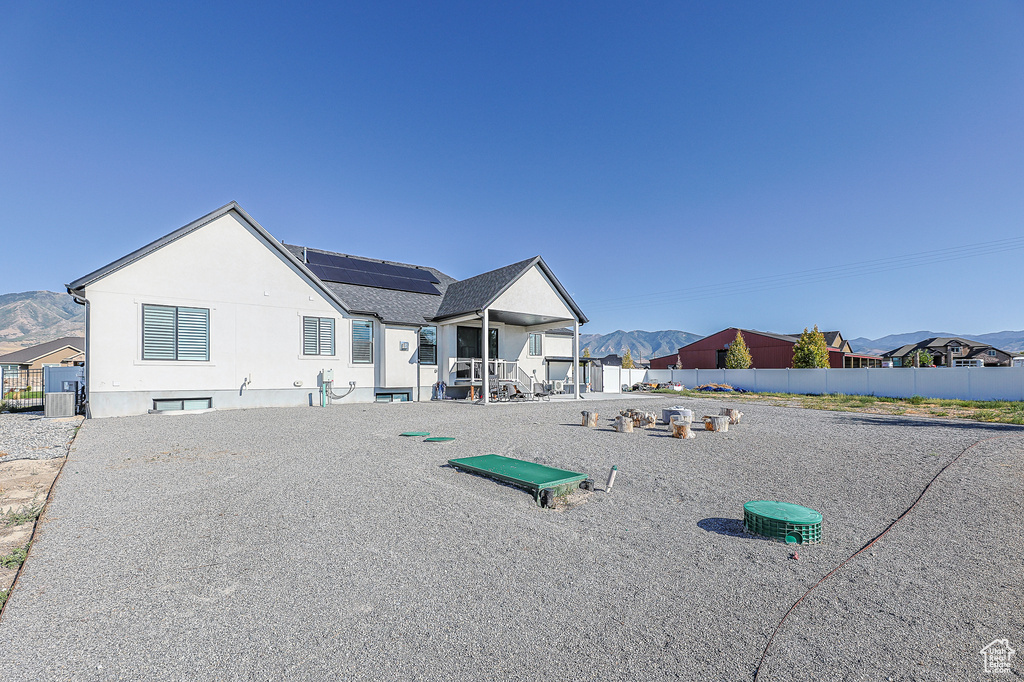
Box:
324 368 334 382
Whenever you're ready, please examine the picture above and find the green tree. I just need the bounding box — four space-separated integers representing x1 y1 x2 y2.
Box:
621 348 635 369
904 349 933 367
724 330 753 369
792 325 830 368
582 347 590 358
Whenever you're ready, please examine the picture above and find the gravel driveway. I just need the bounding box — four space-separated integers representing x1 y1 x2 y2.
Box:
2 398 1021 680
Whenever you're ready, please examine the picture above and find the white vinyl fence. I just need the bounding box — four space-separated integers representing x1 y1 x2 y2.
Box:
635 368 1024 402
601 367 650 393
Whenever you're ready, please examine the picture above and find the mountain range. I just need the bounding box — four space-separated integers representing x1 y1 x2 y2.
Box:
848 330 1024 355
0 291 84 354
579 330 702 360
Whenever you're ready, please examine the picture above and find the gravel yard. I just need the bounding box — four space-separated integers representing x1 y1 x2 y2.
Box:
0 412 83 463
2 398 1021 680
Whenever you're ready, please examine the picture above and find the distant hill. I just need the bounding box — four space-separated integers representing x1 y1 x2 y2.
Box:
580 330 702 361
0 291 84 354
849 330 1024 355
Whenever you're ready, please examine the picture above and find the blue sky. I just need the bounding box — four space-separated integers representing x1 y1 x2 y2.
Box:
2 2 1022 338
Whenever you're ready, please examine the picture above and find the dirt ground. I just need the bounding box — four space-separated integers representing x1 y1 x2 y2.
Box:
0 458 63 596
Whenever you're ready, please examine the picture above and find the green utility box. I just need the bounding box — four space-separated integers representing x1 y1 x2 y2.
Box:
448 454 588 507
743 500 822 545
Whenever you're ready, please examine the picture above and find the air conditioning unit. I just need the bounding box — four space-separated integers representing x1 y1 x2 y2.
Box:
44 392 75 418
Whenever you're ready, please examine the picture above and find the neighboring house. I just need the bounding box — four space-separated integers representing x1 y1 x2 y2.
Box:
0 337 85 373
882 337 1014 367
66 202 588 417
649 328 882 369
787 330 852 353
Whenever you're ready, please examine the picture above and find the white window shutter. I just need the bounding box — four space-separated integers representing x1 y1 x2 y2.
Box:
143 305 176 360
176 307 209 361
319 318 335 355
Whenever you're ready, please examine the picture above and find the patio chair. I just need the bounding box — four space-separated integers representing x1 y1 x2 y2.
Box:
533 382 551 401
509 384 532 401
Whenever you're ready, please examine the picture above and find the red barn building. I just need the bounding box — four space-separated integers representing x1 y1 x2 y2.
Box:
650 328 881 369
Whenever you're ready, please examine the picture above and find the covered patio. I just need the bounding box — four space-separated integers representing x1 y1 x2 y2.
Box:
431 256 588 404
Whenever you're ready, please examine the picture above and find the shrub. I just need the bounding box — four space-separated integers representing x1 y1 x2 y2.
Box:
0 546 28 569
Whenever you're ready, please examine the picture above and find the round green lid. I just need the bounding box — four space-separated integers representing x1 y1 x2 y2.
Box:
744 500 822 524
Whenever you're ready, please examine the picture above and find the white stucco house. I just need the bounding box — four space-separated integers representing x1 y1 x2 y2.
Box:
67 202 589 417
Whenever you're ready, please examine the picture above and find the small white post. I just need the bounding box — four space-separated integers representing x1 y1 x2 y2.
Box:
482 309 489 405
606 465 618 492
573 317 581 399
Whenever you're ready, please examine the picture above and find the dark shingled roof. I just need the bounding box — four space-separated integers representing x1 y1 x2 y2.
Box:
432 257 538 320
67 201 587 328
432 256 588 323
783 330 844 347
283 245 458 325
0 337 85 364
882 336 1011 360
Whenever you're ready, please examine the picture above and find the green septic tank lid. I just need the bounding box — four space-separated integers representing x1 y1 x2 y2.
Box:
743 500 822 525
400 432 430 437
424 437 456 442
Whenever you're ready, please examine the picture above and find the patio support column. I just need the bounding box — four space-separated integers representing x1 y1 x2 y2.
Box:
573 317 581 399
482 308 489 404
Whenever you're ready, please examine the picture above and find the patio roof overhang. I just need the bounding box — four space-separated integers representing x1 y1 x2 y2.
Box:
434 309 577 329
487 309 575 328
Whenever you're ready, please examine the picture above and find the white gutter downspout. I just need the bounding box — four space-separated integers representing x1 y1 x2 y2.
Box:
67 288 91 419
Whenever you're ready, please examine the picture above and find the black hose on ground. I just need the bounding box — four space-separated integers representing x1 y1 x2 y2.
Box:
753 433 1021 681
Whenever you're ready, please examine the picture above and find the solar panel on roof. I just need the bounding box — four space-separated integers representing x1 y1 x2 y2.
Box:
379 276 440 294
307 261 440 295
303 250 442 291
305 251 332 265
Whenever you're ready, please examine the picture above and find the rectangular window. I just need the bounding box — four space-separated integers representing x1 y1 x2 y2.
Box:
988 350 997 357
302 317 335 355
375 392 410 402
529 333 543 356
153 397 212 411
142 304 209 361
419 327 437 365
352 319 374 364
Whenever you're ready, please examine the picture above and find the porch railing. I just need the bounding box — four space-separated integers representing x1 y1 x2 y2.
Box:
448 358 518 384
